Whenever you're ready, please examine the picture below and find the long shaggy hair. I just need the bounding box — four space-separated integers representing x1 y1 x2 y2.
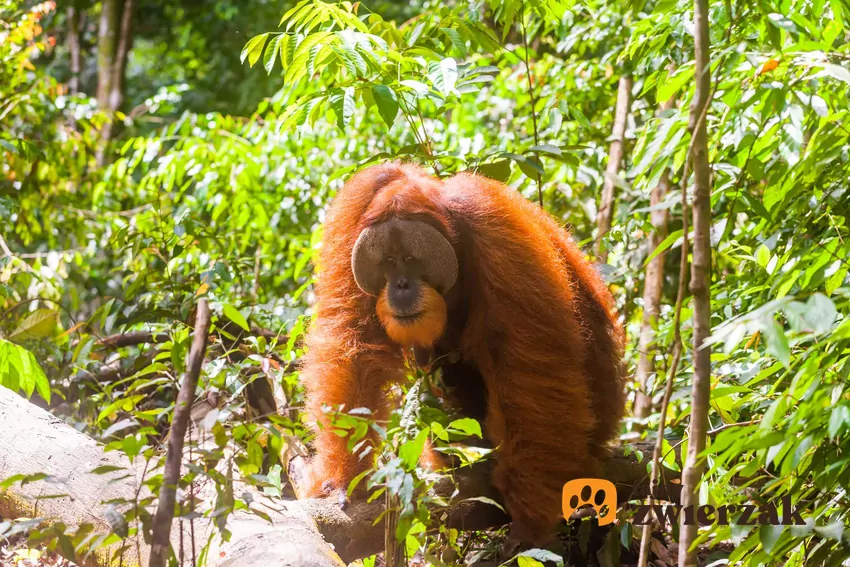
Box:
300 162 625 540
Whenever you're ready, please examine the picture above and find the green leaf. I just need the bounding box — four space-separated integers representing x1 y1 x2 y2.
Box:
476 160 512 182
568 105 591 129
759 525 784 554
432 58 458 97
761 320 790 367
0 339 50 402
8 308 58 341
448 417 482 438
815 521 843 541
399 80 430 96
804 293 837 333
755 244 771 268
223 304 250 332
460 495 506 511
530 144 562 157
515 549 562 565
329 87 355 129
90 465 126 475
440 27 468 57
398 428 429 469
657 64 694 104
241 33 270 67
263 34 285 74
820 63 850 85
644 229 683 266
372 85 398 128
828 405 849 438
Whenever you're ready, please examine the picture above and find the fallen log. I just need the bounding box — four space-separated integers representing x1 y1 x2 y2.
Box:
0 385 344 567
0 384 679 566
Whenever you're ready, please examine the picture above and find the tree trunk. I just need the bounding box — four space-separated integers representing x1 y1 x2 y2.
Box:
595 75 633 264
633 96 676 422
109 0 134 113
95 0 120 108
66 6 81 95
95 0 134 165
678 0 713 563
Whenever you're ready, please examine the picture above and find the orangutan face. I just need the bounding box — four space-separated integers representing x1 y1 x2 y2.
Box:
351 218 457 347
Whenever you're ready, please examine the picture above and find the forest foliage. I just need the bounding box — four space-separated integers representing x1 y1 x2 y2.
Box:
1 0 850 565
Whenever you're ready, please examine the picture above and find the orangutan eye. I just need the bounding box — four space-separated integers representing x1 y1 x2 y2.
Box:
386 256 396 265
403 255 414 263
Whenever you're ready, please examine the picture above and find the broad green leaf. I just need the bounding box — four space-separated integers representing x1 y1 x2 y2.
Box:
432 58 458 97
755 244 771 268
568 105 591 129
440 27 467 57
820 63 850 85
815 522 843 541
372 85 398 128
448 417 482 437
530 144 562 157
398 428 429 469
759 525 784 554
657 65 694 104
8 308 58 341
476 160 512 182
761 320 791 367
828 405 849 438
223 304 250 332
0 339 50 401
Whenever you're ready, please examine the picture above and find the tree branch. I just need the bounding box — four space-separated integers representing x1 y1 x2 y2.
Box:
149 299 211 567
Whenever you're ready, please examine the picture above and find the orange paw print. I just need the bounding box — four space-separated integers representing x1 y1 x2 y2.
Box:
562 479 617 526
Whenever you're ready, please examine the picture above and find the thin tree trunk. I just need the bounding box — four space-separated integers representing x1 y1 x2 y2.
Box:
96 0 120 108
96 0 134 165
678 0 713 562
67 6 81 95
109 0 133 116
595 75 632 263
633 96 675 422
149 300 212 567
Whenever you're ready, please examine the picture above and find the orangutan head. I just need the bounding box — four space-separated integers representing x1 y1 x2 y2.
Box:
351 217 457 347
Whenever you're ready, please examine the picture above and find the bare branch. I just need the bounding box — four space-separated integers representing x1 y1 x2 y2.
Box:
149 299 211 567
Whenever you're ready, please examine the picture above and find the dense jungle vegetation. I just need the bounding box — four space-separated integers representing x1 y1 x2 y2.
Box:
1 0 849 565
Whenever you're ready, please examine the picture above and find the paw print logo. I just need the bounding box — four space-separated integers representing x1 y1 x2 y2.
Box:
562 479 617 526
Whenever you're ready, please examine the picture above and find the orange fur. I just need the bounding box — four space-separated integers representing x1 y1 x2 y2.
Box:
300 163 625 541
376 285 447 347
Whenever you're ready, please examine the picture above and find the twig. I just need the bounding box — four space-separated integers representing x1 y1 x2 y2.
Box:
707 419 758 436
149 299 212 567
519 0 544 208
637 156 691 567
